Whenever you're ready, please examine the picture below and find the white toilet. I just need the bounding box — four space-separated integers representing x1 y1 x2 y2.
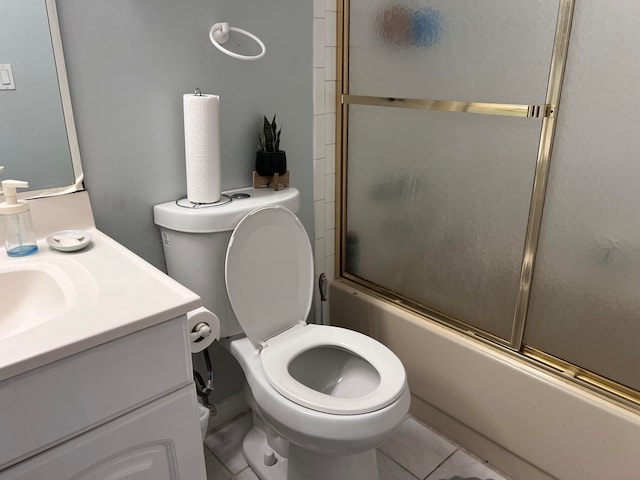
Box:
154 187 410 480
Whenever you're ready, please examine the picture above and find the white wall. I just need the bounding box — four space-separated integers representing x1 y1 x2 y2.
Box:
312 0 339 321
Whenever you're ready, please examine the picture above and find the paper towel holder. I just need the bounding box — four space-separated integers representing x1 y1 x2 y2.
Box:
209 22 266 61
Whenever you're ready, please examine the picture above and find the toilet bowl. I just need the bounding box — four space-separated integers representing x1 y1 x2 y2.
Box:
260 322 406 415
231 330 410 455
225 205 409 479
153 188 410 480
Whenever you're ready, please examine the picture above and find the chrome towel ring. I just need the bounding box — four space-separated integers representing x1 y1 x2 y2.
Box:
209 22 266 61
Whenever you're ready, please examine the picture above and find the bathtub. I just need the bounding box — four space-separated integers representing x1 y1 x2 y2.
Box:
330 279 640 480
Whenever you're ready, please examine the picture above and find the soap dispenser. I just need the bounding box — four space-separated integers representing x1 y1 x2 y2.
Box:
0 180 38 257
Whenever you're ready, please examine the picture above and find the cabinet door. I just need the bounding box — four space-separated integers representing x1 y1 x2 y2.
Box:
0 317 192 470
1 387 206 480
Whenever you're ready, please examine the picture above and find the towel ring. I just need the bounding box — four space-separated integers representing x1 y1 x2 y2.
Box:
209 22 266 61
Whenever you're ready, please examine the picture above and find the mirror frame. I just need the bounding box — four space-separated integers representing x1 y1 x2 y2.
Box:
40 0 83 196
7 0 84 199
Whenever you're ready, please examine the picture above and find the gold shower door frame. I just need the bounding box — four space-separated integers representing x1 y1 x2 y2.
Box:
335 0 640 411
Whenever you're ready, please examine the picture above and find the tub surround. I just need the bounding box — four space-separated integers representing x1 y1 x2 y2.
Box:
330 279 640 480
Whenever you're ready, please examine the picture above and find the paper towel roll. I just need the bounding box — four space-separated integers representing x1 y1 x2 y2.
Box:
183 93 221 204
187 307 220 353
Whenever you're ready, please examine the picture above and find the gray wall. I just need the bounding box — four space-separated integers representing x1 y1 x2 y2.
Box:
56 0 313 271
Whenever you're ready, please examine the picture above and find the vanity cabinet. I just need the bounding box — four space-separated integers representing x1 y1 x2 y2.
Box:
2 387 198 480
0 317 206 479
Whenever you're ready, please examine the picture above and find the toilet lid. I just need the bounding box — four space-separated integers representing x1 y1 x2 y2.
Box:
225 205 314 348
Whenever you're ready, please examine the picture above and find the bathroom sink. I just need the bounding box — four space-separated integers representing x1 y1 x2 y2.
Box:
0 193 201 388
0 260 88 341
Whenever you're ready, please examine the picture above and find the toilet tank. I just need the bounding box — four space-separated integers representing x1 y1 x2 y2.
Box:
153 187 301 338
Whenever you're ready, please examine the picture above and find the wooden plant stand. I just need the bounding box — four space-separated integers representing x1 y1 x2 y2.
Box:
252 170 290 191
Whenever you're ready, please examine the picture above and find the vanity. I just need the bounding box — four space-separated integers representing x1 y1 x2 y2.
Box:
0 192 207 479
1 2 208 476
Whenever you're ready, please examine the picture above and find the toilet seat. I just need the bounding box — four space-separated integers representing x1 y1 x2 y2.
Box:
225 205 314 348
226 206 406 416
261 323 407 415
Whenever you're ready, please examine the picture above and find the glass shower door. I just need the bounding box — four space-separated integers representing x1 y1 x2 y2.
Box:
346 107 542 340
524 0 640 392
343 0 560 341
348 0 559 104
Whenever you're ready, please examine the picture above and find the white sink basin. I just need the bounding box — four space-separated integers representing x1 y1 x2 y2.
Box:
0 259 97 342
0 193 201 385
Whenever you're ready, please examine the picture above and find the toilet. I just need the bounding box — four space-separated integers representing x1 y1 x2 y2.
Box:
154 187 410 480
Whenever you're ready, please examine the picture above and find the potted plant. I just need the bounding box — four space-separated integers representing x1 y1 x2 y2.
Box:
256 114 287 177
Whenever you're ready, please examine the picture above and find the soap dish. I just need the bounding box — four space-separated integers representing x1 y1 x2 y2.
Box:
47 230 91 252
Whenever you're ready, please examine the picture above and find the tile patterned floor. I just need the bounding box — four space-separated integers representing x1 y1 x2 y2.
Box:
203 413 510 480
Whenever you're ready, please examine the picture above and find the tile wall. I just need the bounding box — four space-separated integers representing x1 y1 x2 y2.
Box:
312 0 338 322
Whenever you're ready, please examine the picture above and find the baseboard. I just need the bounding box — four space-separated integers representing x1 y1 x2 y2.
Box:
207 391 249 433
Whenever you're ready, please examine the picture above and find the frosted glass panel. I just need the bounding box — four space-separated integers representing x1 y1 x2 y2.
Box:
349 0 559 104
346 105 541 340
525 1 640 391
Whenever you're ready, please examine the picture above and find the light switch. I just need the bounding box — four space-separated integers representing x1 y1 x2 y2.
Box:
0 64 16 90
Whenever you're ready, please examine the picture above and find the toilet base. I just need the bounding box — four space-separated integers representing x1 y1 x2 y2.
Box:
243 426 288 480
287 444 379 480
242 424 379 480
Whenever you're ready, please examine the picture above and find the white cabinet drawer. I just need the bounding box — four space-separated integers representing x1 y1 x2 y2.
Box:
0 318 193 469
1 386 206 480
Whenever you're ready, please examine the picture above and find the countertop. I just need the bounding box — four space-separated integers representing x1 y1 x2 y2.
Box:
0 193 201 382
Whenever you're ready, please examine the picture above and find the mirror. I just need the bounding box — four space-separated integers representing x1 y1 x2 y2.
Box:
0 0 83 196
